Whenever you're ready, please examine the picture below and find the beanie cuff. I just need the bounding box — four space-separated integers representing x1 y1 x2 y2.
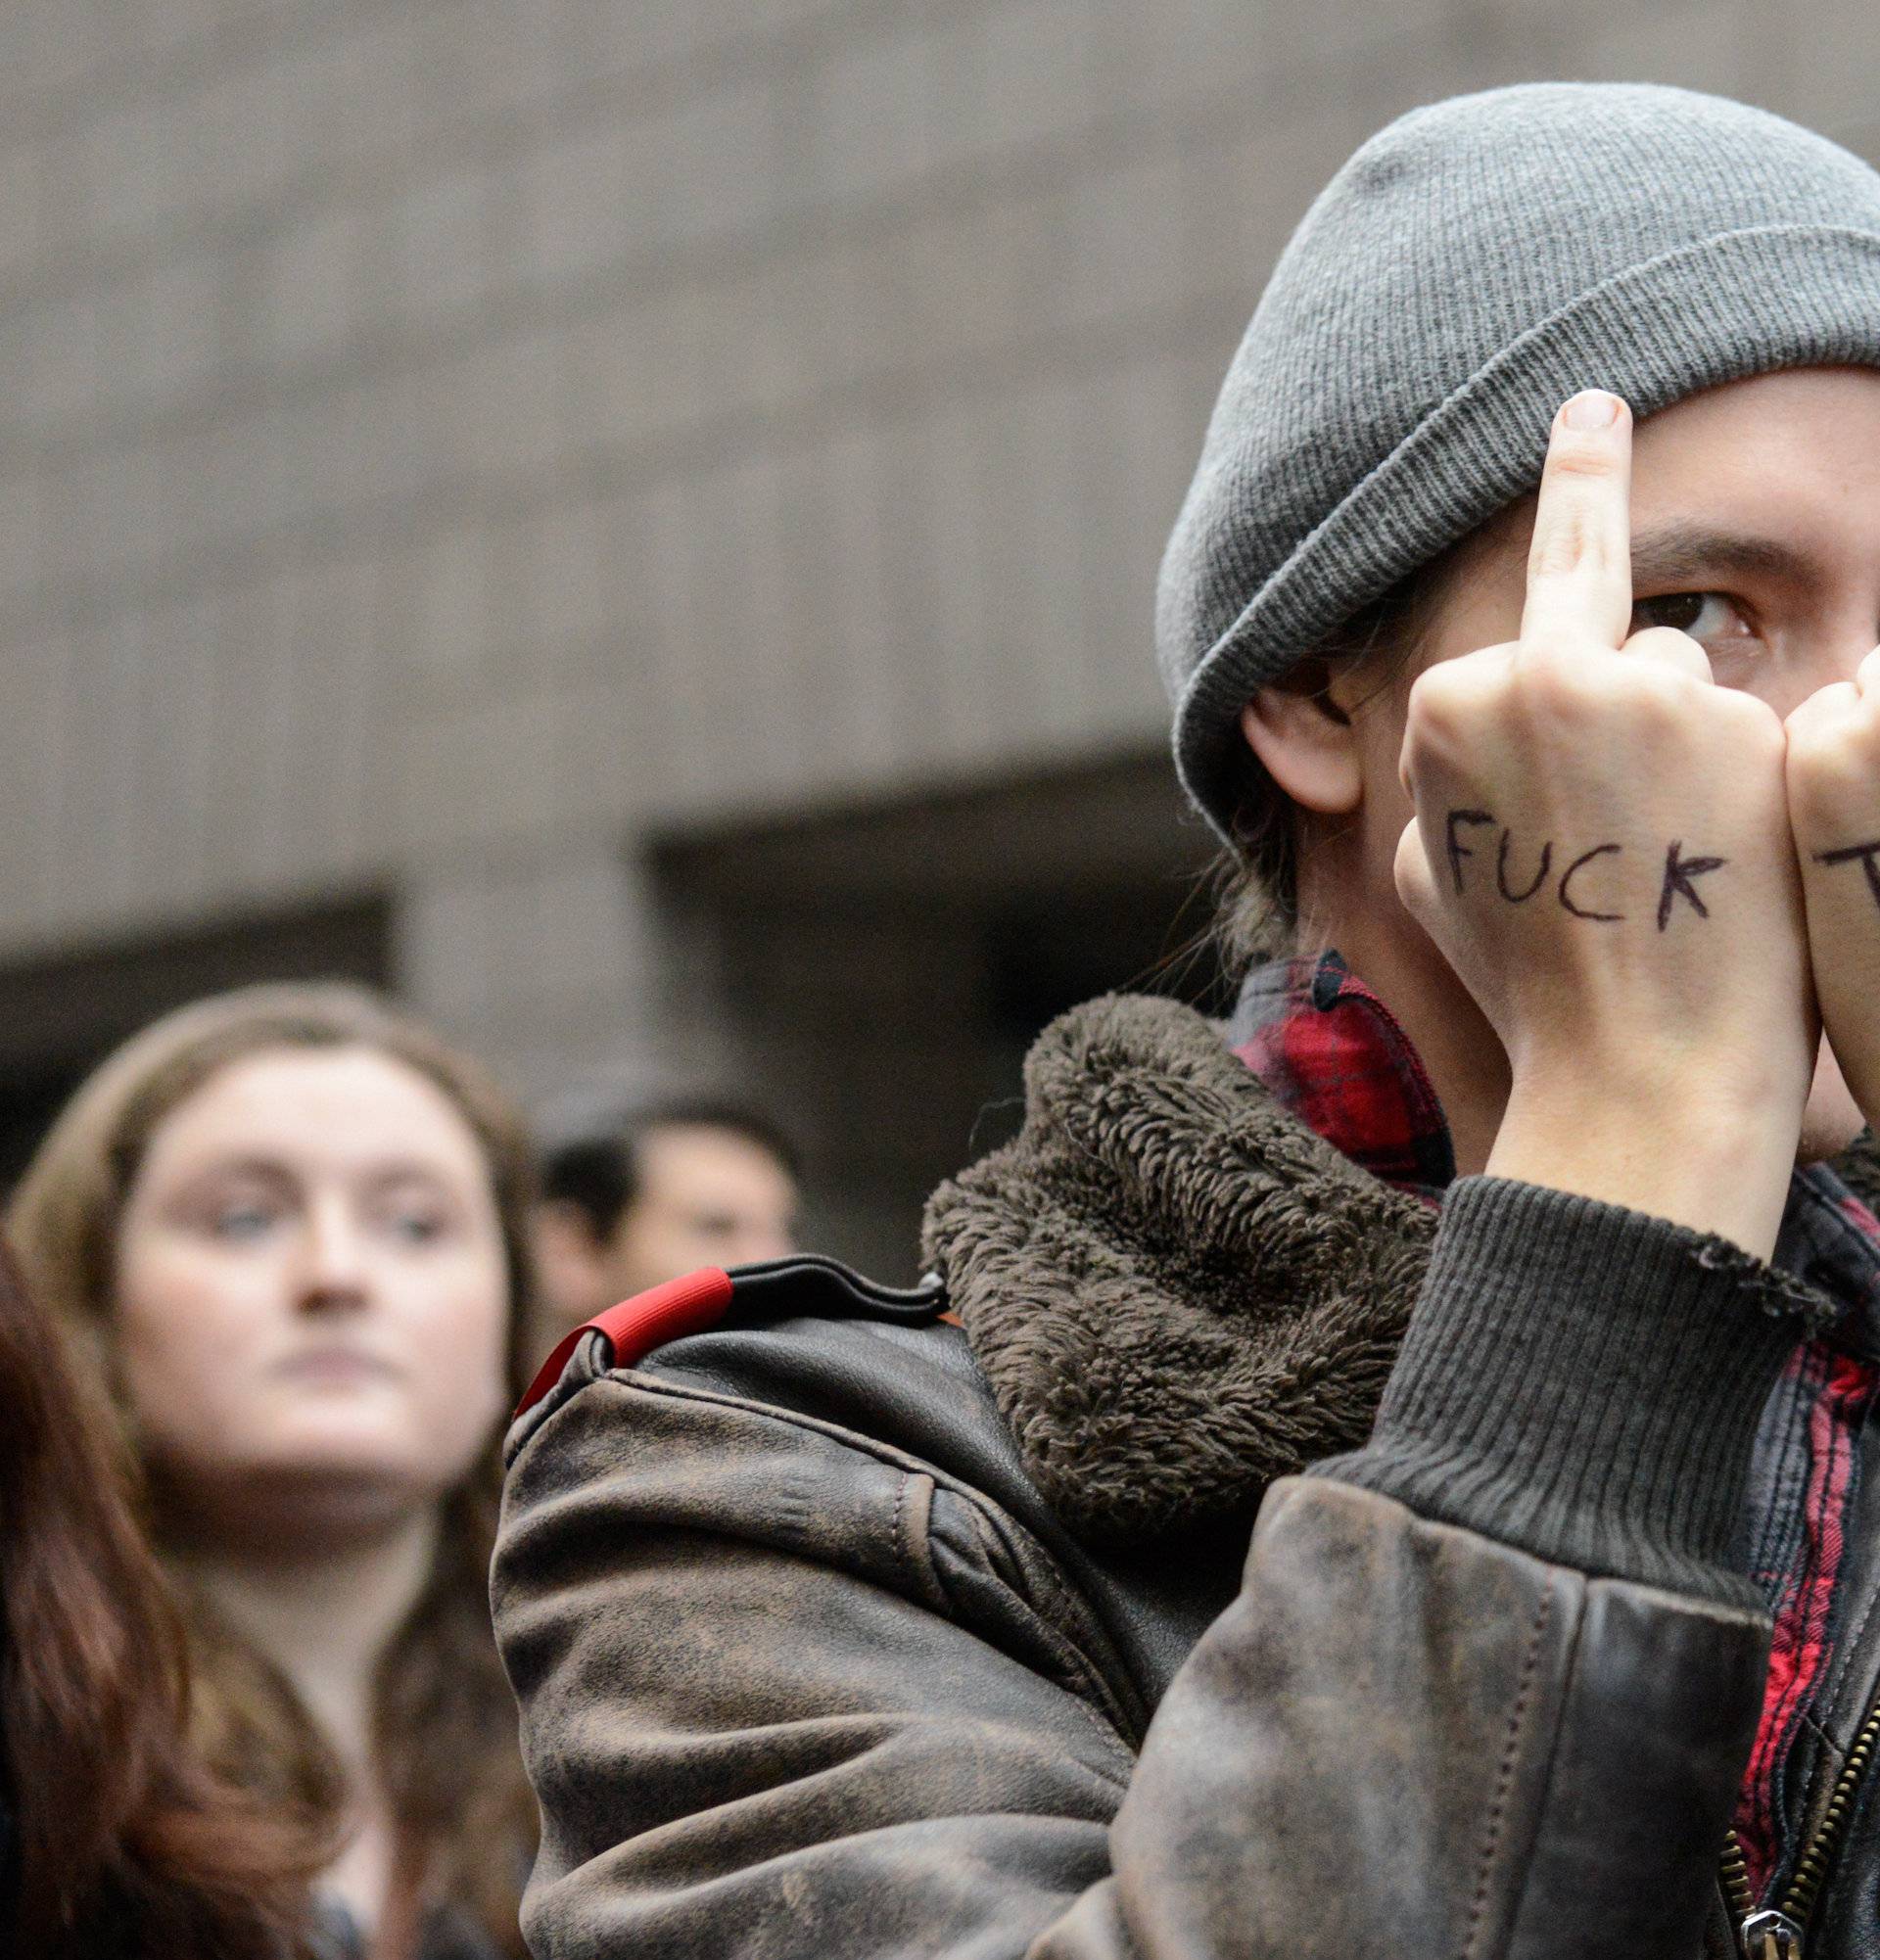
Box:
1172 222 1880 841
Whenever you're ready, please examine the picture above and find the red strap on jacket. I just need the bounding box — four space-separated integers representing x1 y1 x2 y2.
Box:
515 1266 735 1418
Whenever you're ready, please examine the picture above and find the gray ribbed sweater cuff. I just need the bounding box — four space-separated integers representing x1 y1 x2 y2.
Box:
1312 1177 1818 1609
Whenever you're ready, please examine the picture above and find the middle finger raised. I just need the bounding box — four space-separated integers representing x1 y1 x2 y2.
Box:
1519 391 1634 653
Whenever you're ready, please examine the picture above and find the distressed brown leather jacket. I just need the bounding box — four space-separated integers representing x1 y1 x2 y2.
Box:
494 992 1877 1960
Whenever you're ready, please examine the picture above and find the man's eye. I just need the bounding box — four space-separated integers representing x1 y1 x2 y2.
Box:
1628 591 1749 642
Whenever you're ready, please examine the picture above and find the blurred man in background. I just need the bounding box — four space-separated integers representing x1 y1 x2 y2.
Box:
533 1100 801 1340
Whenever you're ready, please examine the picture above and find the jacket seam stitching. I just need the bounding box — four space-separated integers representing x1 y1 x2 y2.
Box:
947 1507 1138 1772
1460 1574 1555 1960
892 1472 952 1616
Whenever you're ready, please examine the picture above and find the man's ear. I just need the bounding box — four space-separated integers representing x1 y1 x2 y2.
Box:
1238 658 1362 816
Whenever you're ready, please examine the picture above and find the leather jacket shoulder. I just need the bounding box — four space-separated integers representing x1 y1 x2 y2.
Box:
495 1284 1769 1960
638 1310 1248 1709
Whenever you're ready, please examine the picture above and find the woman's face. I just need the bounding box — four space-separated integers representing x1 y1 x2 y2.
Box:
116 1046 511 1546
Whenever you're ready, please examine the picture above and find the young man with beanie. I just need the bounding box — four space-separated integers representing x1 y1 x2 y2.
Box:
494 84 1880 1959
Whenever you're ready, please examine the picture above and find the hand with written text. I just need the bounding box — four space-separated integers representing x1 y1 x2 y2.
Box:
1393 392 1815 1257
1786 649 1880 1133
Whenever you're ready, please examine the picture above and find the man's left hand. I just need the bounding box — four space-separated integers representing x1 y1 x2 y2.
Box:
1787 646 1880 1129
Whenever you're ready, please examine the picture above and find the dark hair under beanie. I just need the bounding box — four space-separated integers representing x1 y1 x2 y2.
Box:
1158 82 1880 841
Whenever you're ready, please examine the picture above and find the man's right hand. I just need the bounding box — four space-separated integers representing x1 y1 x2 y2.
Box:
1392 391 1814 1258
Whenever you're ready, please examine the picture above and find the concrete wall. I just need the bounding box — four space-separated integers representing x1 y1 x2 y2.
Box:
4 0 1873 1260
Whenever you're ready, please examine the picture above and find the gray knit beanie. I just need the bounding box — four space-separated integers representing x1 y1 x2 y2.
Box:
1161 82 1880 842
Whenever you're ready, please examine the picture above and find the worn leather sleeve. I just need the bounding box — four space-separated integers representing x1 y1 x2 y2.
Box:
1086 1480 1768 1960
496 1358 1134 1957
494 1344 1769 1960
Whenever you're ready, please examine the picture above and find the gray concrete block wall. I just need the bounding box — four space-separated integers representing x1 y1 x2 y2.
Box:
0 0 1863 1248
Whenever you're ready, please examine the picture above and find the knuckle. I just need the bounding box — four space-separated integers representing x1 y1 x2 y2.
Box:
1714 692 1788 771
1405 662 1465 734
1401 681 1436 752
1509 643 1599 718
1782 692 1829 746
1502 648 1551 711
1626 626 1706 668
1526 507 1616 587
1407 646 1525 762
1736 698 1789 761
1716 681 1780 731
1810 680 1862 721
1610 669 1691 741
1789 685 1877 774
1543 438 1620 484
1644 654 1706 700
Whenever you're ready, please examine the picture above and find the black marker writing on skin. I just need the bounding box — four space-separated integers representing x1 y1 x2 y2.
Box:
1658 841 1728 931
1446 810 1496 895
1496 830 1552 903
1814 839 1880 910
1559 844 1625 921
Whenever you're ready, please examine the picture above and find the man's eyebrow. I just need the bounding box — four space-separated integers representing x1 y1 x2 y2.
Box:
1628 523 1815 588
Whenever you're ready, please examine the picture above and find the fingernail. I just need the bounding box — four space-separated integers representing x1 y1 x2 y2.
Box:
1563 390 1622 431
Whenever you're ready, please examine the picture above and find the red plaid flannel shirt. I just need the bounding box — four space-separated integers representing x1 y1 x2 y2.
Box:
1228 950 1454 1200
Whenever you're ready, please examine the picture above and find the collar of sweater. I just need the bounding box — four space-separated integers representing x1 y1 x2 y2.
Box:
920 990 1439 1548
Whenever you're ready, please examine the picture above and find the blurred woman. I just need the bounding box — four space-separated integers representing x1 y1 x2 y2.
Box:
11 984 538 1960
0 1233 322 1956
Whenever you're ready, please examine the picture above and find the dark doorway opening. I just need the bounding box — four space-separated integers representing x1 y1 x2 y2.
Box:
647 753 1223 1276
0 896 393 1191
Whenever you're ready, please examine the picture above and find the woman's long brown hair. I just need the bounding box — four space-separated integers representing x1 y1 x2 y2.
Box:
10 982 540 1959
0 1236 322 1956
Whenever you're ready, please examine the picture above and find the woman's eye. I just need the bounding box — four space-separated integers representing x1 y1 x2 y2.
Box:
1628 590 1751 643
209 1204 278 1241
381 1204 451 1245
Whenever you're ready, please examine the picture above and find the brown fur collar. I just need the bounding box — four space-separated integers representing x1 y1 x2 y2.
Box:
920 992 1439 1549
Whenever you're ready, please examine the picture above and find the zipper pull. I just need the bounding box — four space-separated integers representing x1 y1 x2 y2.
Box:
1740 1909 1805 1959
